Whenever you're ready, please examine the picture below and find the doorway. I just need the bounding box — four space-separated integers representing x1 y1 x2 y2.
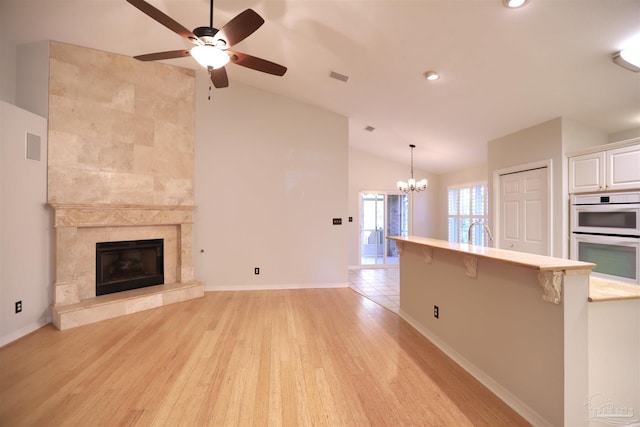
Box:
359 192 409 265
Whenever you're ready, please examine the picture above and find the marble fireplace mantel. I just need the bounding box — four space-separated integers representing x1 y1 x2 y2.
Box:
49 203 203 330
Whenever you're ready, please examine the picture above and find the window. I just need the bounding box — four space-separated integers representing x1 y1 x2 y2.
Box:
448 183 489 246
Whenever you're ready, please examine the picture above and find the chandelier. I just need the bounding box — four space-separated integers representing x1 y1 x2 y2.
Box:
397 144 428 193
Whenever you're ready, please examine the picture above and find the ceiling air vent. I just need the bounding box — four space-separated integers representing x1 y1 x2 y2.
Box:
329 71 349 82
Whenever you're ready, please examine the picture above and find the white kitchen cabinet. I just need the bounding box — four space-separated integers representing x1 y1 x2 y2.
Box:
607 144 640 191
569 142 640 193
569 151 605 193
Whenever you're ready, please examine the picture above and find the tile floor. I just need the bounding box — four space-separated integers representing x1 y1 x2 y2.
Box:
348 267 400 313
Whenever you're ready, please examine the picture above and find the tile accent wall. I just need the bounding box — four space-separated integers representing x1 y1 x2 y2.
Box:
47 41 195 206
46 42 202 329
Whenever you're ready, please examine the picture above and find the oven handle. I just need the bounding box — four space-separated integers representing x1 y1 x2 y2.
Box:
572 204 640 211
572 233 640 244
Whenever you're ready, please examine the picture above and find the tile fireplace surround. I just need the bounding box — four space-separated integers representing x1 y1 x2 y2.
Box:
50 203 203 330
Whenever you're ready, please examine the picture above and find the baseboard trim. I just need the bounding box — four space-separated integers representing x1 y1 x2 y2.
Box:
399 309 553 427
0 318 50 348
205 282 349 291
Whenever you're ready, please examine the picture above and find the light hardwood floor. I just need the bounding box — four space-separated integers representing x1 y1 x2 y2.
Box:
0 288 530 426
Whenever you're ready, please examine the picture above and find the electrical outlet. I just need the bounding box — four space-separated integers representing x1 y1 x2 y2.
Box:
434 305 439 319
332 218 342 225
254 267 260 275
15 301 22 313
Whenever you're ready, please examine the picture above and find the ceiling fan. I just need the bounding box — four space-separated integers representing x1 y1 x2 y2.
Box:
126 0 287 88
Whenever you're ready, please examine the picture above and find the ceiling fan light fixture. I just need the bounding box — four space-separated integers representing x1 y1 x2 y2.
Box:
502 0 529 8
190 45 230 69
613 46 640 72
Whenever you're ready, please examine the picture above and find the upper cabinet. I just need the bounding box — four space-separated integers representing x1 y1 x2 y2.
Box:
569 151 605 193
569 141 640 193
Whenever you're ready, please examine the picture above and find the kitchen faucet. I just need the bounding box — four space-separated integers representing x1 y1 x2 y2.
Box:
468 221 494 246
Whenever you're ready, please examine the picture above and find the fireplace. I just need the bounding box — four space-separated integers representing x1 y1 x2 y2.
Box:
96 238 164 296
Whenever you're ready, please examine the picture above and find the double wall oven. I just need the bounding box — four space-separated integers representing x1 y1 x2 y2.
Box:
570 191 640 285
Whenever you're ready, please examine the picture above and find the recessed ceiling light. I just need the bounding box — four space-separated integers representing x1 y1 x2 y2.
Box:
502 0 529 8
424 71 440 81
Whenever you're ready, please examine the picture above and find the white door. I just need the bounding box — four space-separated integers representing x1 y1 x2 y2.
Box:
499 167 549 256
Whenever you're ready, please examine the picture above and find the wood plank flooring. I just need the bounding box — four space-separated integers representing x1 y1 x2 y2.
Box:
0 288 530 426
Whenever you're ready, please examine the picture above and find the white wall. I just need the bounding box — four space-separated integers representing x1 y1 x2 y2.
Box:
348 147 437 266
0 101 52 346
194 77 349 289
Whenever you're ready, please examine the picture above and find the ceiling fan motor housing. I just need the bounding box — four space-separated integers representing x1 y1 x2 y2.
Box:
194 26 224 46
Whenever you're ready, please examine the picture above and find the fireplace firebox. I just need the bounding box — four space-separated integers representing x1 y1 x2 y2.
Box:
96 239 164 296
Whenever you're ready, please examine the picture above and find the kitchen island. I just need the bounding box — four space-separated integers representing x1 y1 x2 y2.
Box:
388 236 595 427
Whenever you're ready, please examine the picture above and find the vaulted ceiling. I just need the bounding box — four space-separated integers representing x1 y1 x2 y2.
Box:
2 0 639 173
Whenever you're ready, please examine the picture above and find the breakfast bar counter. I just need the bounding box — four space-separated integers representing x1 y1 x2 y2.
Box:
387 235 594 427
388 235 594 270
387 235 595 305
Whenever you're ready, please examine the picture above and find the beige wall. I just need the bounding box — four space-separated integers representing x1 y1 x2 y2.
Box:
488 118 563 257
0 36 16 103
488 117 612 258
398 240 591 426
47 41 195 206
0 101 51 346
609 127 640 143
194 77 349 289
348 147 438 266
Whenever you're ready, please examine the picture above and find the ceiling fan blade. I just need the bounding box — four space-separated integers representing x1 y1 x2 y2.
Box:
228 51 287 76
127 0 198 44
215 9 265 48
209 66 229 88
134 49 191 61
